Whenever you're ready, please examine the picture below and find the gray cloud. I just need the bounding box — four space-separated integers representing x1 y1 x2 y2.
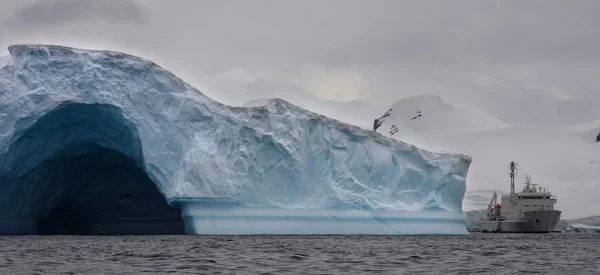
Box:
0 0 599 124
4 0 146 30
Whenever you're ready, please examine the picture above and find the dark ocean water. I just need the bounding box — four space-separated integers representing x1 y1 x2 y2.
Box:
0 234 599 275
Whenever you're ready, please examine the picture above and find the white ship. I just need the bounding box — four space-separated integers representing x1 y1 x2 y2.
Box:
478 161 561 233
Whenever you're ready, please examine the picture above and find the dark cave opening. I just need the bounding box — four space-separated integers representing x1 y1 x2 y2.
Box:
0 103 184 235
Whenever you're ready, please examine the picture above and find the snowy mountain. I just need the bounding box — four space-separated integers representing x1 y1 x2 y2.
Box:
373 94 507 137
375 94 600 219
0 45 470 235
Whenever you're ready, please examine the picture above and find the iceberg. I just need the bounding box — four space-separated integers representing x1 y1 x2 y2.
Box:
567 223 600 233
0 45 471 235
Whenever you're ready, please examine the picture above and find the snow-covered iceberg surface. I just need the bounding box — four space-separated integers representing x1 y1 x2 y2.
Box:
0 45 471 235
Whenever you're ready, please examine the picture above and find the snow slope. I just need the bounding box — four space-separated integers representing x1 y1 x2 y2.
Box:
373 94 507 137
466 89 600 126
0 45 470 235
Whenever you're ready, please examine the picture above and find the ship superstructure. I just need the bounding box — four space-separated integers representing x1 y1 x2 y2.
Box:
478 161 561 233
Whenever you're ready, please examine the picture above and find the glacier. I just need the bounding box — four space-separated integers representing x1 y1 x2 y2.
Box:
0 45 471 235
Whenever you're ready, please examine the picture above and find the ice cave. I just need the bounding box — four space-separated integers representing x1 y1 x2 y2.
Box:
0 103 184 234
0 45 471 235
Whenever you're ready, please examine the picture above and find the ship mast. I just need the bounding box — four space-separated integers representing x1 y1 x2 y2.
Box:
509 161 518 196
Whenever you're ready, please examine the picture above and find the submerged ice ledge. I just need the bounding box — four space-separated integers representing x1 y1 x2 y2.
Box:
175 199 468 235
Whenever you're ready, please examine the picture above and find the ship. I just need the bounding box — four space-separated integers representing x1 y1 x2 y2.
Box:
477 161 562 233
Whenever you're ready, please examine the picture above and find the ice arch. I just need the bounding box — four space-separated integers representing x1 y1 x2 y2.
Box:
0 102 184 234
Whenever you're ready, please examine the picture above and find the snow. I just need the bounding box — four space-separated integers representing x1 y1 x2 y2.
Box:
374 94 507 137
0 45 471 235
471 90 600 126
0 54 14 69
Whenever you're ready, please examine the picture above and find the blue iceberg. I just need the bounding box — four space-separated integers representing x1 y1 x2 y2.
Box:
0 45 471 235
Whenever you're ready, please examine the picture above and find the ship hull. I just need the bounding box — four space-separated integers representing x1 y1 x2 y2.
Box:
477 210 561 233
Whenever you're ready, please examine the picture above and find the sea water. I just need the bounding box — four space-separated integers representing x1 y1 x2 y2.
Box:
0 234 598 274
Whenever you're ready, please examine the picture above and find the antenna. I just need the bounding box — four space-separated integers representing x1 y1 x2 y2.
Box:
509 161 518 196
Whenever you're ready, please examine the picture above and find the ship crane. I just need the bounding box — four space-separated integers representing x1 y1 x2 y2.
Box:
488 192 498 208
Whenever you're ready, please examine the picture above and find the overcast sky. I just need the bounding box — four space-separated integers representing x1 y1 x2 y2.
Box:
1 0 599 122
